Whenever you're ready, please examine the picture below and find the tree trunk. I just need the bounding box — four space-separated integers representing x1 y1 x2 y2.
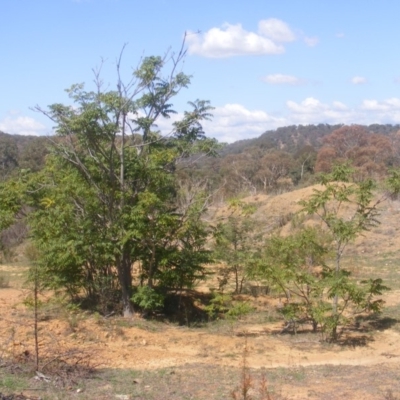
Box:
312 320 318 333
147 241 156 289
331 243 341 340
332 245 340 317
234 265 239 294
117 251 134 317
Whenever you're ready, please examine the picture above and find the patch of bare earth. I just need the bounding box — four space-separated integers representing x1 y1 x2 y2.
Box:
1 286 400 399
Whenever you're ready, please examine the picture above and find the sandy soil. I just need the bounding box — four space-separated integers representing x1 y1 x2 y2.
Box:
1 284 400 400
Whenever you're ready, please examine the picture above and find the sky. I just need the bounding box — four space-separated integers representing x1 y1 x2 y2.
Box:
1 0 400 143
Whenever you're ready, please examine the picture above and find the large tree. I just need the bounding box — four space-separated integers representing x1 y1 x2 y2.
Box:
31 40 217 316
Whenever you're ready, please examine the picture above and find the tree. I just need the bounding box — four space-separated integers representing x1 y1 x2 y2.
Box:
219 148 261 196
19 137 49 172
255 150 294 192
213 200 258 294
299 164 388 339
250 228 330 333
315 125 393 180
0 134 18 179
30 39 218 317
248 159 393 339
291 145 317 184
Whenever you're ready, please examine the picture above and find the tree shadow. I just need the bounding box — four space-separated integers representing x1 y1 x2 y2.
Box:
336 334 374 348
335 314 399 347
159 290 211 326
355 314 399 332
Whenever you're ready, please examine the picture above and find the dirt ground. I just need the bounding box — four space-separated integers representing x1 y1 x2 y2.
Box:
1 282 400 399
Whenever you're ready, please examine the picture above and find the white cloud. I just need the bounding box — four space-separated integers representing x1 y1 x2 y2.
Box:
151 112 182 136
262 74 304 85
285 97 400 126
201 104 285 142
0 115 47 136
351 76 367 85
304 36 319 47
187 19 296 58
257 19 296 42
286 97 324 114
359 98 400 123
361 99 390 111
285 97 356 125
156 104 284 143
332 101 348 110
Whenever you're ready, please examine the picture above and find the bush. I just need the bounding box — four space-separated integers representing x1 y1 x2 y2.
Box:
131 286 165 313
205 292 253 321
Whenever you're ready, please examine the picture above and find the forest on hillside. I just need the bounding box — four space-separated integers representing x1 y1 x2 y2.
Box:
3 121 400 200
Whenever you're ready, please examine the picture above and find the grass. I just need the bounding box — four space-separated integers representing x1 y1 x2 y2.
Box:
342 251 400 288
0 374 28 392
0 271 10 288
1 362 399 399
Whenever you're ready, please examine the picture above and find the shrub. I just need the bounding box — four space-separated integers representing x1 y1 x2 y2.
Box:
131 286 165 313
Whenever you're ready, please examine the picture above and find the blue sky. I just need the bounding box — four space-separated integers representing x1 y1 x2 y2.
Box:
1 0 400 142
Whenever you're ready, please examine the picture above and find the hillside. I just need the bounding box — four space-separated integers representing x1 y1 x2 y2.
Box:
0 130 49 176
184 123 400 200
220 123 400 155
3 123 400 183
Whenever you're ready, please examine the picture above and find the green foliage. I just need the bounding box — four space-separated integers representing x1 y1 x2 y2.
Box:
0 134 18 179
204 292 231 319
252 165 388 340
131 286 165 312
226 301 253 320
251 228 330 332
213 200 259 293
26 160 114 300
300 164 382 260
294 165 388 338
0 178 24 232
23 294 44 309
5 43 217 316
18 137 49 172
386 168 400 196
204 292 253 321
252 215 388 339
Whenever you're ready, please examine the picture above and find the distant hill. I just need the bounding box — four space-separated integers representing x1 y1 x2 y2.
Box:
3 123 400 195
190 123 400 199
0 131 49 177
220 123 400 156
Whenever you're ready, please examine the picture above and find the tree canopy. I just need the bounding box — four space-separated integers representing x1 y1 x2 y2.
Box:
3 42 218 317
